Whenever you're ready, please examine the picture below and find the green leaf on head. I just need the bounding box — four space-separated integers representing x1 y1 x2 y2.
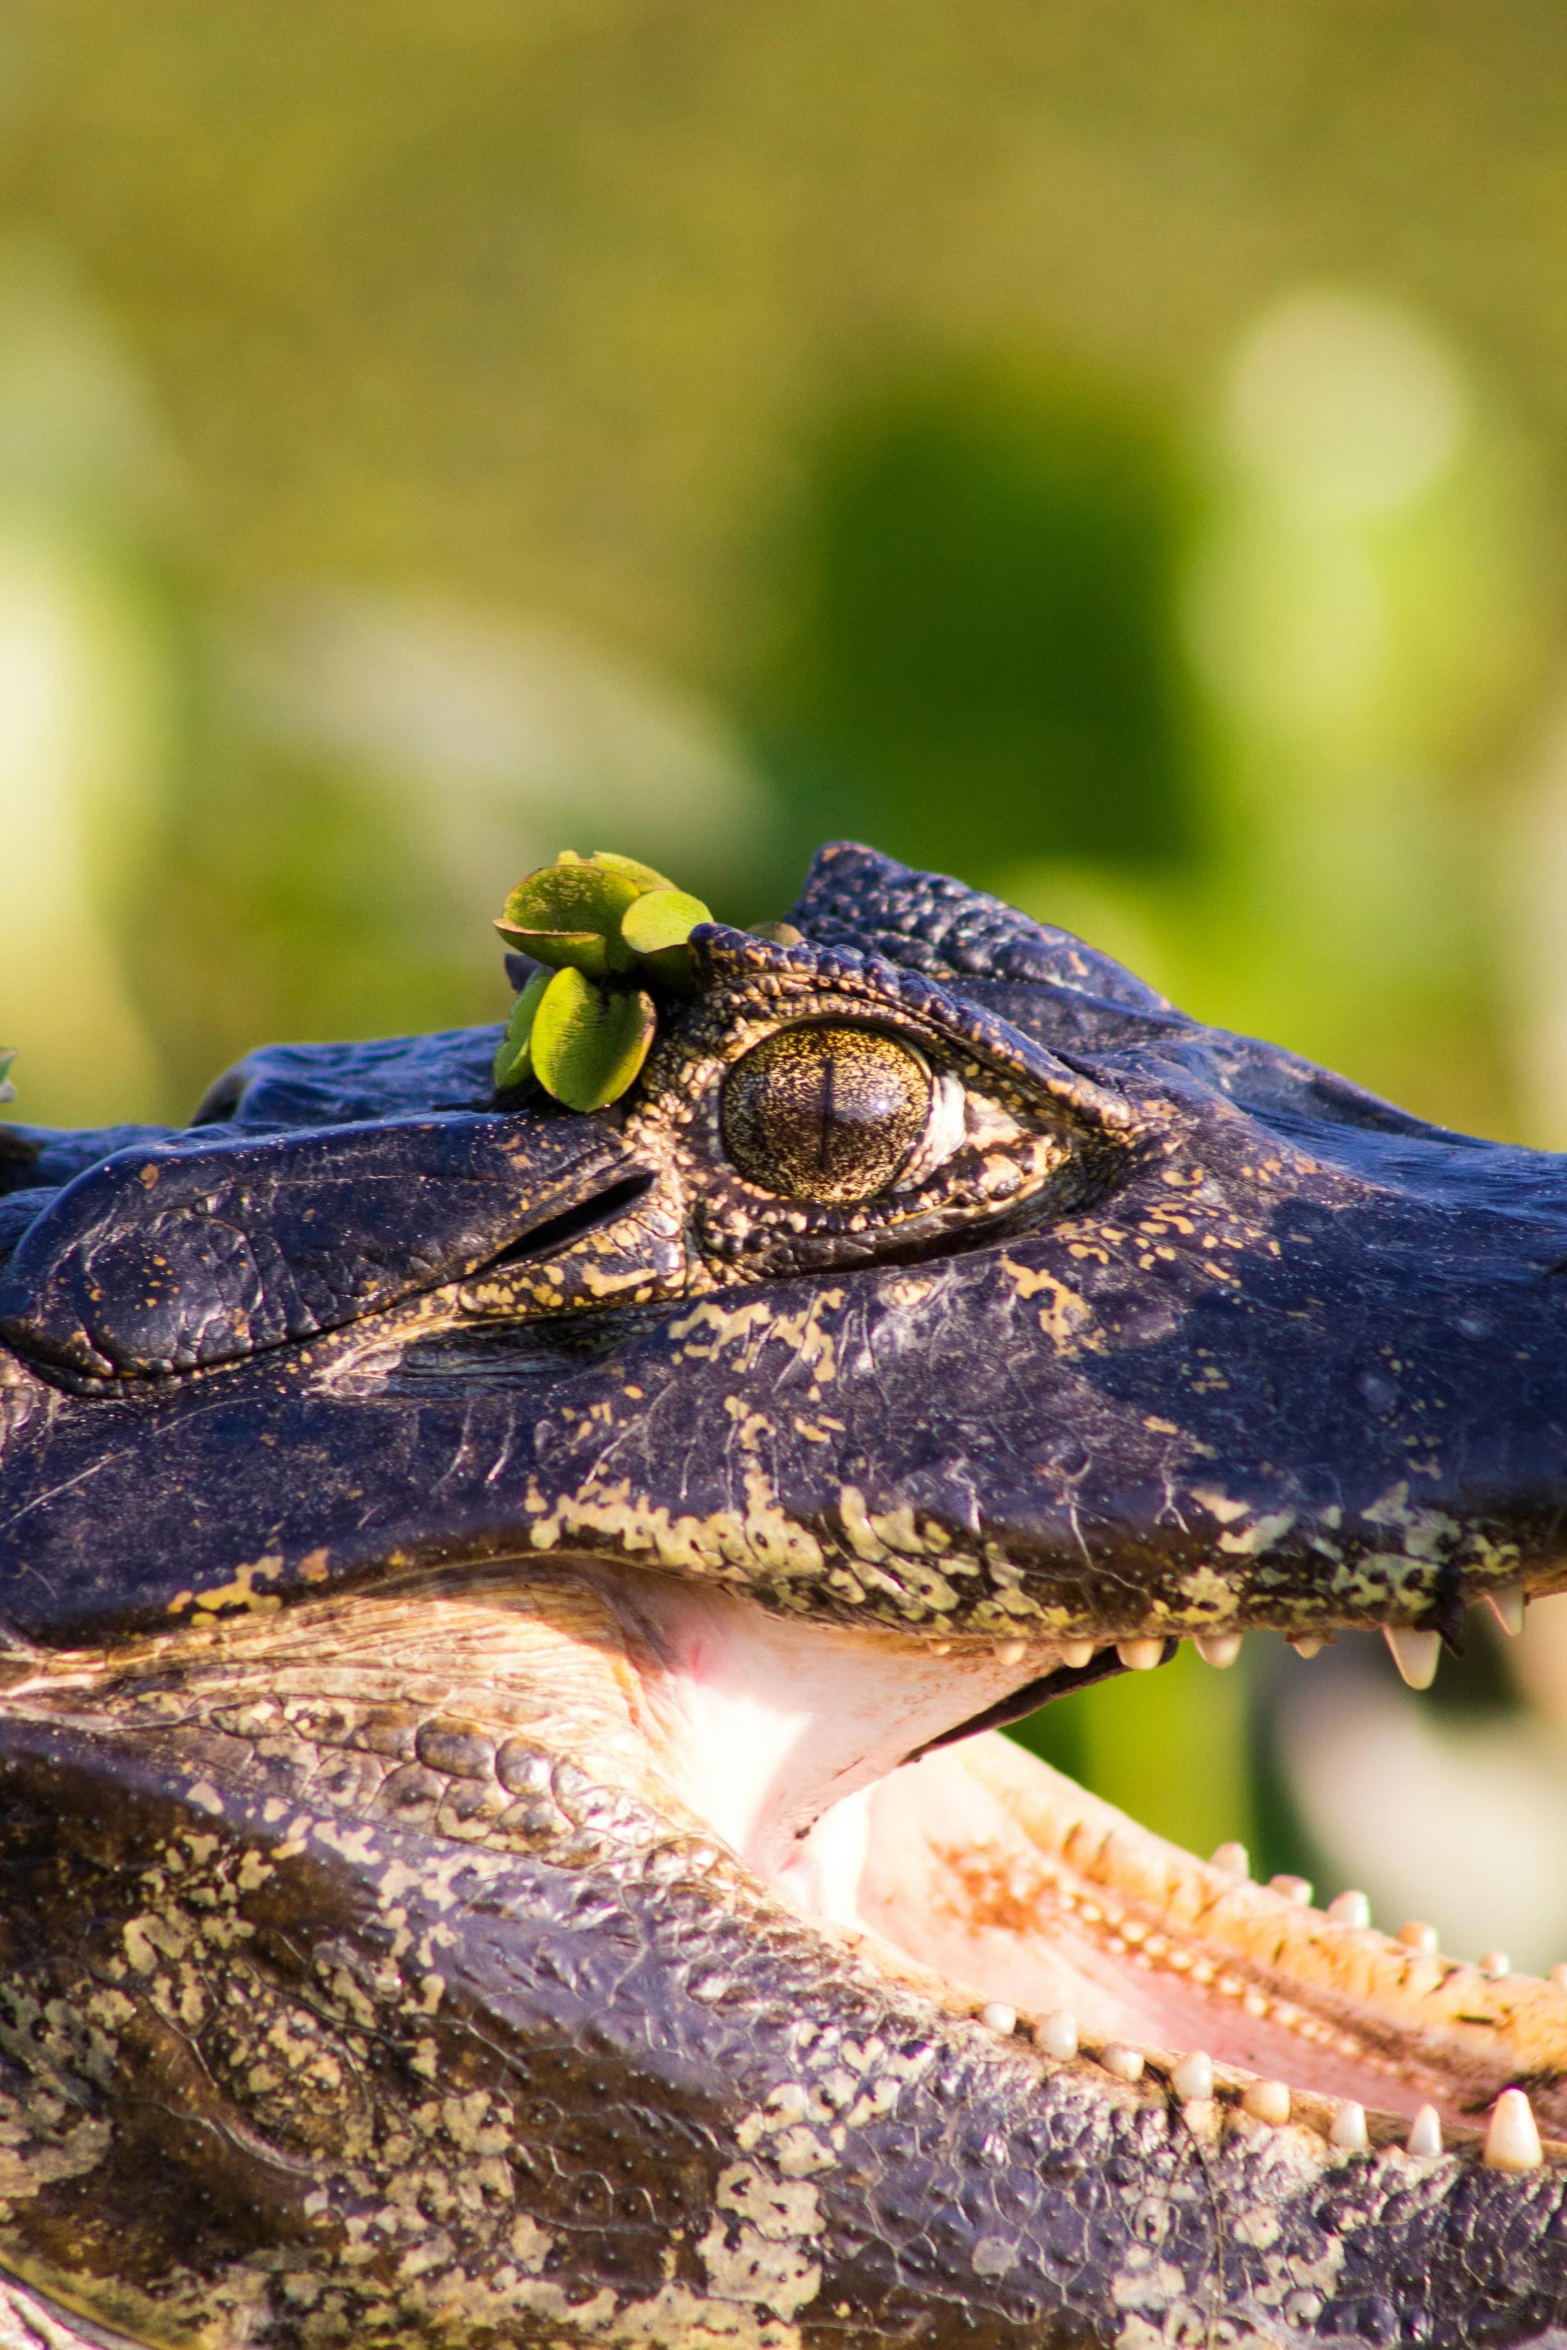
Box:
619 886 712 990
530 966 657 1112
492 851 718 1108
491 971 550 1092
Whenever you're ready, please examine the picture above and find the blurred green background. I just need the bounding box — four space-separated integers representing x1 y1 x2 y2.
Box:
5 0 1567 1961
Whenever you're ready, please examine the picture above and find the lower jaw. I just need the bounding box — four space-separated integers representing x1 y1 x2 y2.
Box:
830 1733 1567 2144
3 1555 1563 2159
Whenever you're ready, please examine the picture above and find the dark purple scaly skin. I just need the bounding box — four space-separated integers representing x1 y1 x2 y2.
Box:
0 845 1563 2347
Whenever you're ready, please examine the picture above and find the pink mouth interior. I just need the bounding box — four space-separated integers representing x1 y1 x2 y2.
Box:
618 1569 1567 2139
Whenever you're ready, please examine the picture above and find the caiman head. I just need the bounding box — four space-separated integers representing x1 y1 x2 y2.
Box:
0 841 1565 2350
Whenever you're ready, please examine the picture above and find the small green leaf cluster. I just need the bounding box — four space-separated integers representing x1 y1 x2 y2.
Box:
491 852 711 1110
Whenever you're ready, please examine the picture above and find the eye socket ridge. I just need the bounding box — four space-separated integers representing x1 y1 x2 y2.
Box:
720 1021 935 1205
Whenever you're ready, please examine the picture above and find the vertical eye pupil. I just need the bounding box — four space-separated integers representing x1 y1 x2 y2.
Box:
722 1025 931 1204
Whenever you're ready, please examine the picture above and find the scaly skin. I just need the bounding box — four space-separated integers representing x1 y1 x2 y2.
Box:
0 844 1564 2346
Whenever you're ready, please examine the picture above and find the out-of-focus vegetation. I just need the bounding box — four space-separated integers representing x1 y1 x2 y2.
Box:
752 371 1204 884
4 0 1567 1960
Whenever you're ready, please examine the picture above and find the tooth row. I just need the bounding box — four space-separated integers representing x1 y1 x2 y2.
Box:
1008 2005 1550 2169
1213 1867 1518 1980
1049 1589 1529 1687
1113 1840 1565 2060
1213 1863 1524 1982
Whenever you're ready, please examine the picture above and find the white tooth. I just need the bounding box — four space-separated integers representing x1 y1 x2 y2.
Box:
1384 1626 1441 1689
1195 1631 1243 1668
1551 1964 1567 1993
1211 1840 1250 1879
1117 1637 1164 1671
1406 2105 1443 2157
980 2001 1017 2035
1289 1636 1326 1659
1243 2079 1291 2125
1330 2102 1369 2152
1100 2043 1144 2083
1328 1889 1372 1929
1171 2051 1213 2101
1484 2087 1543 2172
1036 2010 1078 2060
1485 1589 1527 1637
930 1641 952 1656
1059 1639 1097 1669
996 1641 1026 1665
1398 1920 1439 1955
1479 1950 1511 1979
1269 1873 1313 1905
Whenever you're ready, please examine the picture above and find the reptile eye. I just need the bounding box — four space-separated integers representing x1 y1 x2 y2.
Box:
721 1024 932 1205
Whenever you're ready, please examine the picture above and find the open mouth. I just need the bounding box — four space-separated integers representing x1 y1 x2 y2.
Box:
607 1566 1567 2173
6 1554 1558 2185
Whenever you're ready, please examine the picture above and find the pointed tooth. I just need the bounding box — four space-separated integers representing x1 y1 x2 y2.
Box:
1195 1631 1243 1668
1479 1950 1510 1979
1269 1873 1313 1905
1328 1889 1371 1929
1243 2079 1290 2125
980 2001 1016 2036
1288 1636 1326 1659
1406 2104 1443 2157
996 1641 1026 1665
1484 2087 1543 2172
1171 2051 1213 2102
1211 1840 1250 1879
1485 1589 1527 1637
1116 1637 1164 1671
1384 1626 1441 1689
1100 2043 1144 2083
1036 2010 1078 2060
1551 1964 1567 1992
1330 2102 1369 2152
1058 1639 1096 1670
1398 1920 1439 1955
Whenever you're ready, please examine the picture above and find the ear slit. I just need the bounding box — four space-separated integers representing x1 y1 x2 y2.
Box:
473 1174 655 1275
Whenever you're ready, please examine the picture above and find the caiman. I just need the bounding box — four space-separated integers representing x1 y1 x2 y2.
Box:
0 842 1565 2350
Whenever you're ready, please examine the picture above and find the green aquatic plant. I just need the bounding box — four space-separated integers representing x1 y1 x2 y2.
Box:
491 852 711 1111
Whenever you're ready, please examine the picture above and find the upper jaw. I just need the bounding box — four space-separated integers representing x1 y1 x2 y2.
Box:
2 928 1567 1655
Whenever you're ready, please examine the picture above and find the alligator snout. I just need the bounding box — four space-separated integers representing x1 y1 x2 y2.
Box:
0 1110 639 1379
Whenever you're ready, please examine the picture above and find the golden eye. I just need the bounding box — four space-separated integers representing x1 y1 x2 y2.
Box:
721 1024 932 1204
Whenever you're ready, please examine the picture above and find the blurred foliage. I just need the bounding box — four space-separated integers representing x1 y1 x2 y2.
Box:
754 370 1204 888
